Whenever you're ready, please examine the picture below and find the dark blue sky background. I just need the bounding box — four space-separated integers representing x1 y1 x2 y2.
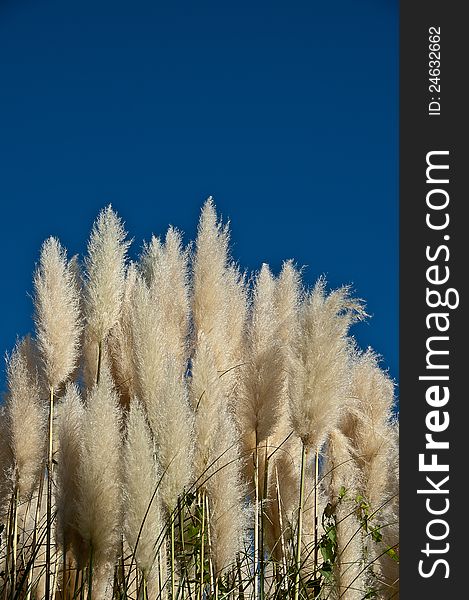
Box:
0 0 398 391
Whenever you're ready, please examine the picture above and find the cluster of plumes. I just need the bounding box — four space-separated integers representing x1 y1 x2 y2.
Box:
0 199 399 599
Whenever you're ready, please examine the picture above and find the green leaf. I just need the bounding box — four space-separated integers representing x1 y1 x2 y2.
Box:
371 527 383 543
320 564 334 582
386 547 399 562
320 541 335 563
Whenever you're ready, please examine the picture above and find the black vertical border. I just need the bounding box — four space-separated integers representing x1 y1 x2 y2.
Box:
400 2 466 597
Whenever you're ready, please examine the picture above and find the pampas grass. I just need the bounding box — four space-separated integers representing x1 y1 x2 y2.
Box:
107 263 138 409
84 206 130 344
190 332 227 483
205 415 247 578
289 280 366 451
323 429 365 600
141 227 191 368
83 206 130 390
345 350 398 597
238 264 284 449
131 274 194 513
56 384 85 564
123 400 163 585
0 201 398 600
75 369 122 597
34 237 82 392
152 357 194 513
192 199 245 404
4 340 45 501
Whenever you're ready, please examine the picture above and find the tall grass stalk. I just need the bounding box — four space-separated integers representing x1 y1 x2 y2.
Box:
259 439 269 600
294 443 307 600
313 449 319 574
170 513 176 600
198 491 206 600
274 467 287 590
253 443 259 600
11 487 18 597
205 494 215 597
45 386 54 600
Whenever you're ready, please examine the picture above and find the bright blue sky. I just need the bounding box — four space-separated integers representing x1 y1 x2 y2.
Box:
0 0 398 391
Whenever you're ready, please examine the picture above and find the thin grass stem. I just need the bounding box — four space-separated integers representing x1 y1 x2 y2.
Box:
170 511 176 600
314 449 319 573
294 443 307 600
253 441 259 600
45 385 55 600
198 491 205 600
87 545 93 600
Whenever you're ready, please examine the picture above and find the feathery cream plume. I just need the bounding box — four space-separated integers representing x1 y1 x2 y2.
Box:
206 415 247 576
289 279 365 451
0 405 14 516
4 340 46 500
34 237 82 391
223 264 248 404
238 264 284 447
348 349 395 512
270 261 302 480
131 275 194 511
323 429 365 600
75 368 123 590
190 332 226 480
123 399 162 579
275 260 302 347
130 275 165 403
56 383 85 564
33 237 82 600
83 205 130 363
264 261 303 554
193 198 246 402
191 333 246 575
141 227 191 367
151 357 194 512
193 198 230 359
345 350 397 596
107 263 138 408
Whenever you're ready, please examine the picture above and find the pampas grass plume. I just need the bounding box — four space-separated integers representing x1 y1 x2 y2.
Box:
150 356 194 512
34 237 82 391
142 227 191 367
289 279 365 451
190 331 247 575
206 415 247 576
123 399 162 578
4 340 46 500
324 429 364 600
193 199 231 373
131 274 194 511
75 368 123 577
56 383 85 559
131 275 165 407
107 263 138 407
190 332 226 481
84 205 130 344
0 406 13 514
348 350 395 510
238 264 284 446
